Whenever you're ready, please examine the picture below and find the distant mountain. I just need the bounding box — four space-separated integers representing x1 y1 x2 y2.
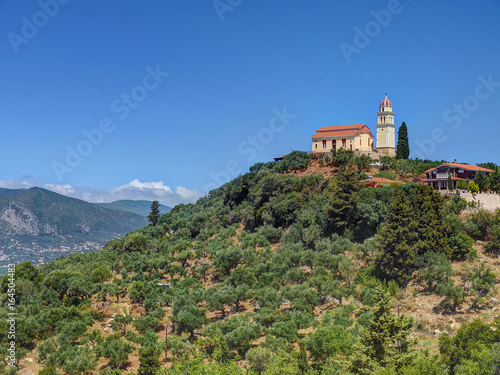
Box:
95 200 172 217
0 187 147 271
0 187 27 198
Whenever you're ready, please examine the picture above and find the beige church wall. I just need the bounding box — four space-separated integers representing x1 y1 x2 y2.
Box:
355 133 373 152
312 134 369 153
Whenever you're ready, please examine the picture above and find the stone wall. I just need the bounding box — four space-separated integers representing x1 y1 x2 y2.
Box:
458 191 500 212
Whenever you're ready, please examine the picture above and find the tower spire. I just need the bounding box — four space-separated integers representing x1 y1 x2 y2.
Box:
376 94 396 157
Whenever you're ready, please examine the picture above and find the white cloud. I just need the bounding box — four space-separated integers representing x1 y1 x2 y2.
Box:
0 179 200 207
0 179 32 189
175 186 201 202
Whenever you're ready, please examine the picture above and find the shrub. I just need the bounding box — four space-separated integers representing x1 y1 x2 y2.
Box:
90 266 112 284
280 151 311 172
240 231 270 248
467 261 497 308
466 210 494 240
245 346 272 374
206 315 261 354
374 170 397 181
359 172 369 180
485 240 500 257
468 181 479 194
456 179 469 190
249 162 266 173
123 233 148 253
435 279 466 312
439 319 500 373
305 323 354 366
415 252 453 291
256 224 283 244
448 232 475 260
330 148 354 168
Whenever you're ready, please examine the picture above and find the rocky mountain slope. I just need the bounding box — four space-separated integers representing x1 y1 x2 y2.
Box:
0 187 147 270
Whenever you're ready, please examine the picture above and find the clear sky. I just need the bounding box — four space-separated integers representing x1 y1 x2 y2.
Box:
1 0 499 206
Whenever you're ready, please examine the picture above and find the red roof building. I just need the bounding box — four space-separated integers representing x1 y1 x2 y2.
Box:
422 162 494 190
311 94 397 158
311 124 374 154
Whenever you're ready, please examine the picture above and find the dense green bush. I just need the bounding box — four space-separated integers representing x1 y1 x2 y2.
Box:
439 319 500 374
376 184 450 285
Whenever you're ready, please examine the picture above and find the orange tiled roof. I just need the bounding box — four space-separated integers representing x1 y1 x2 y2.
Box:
312 124 373 138
424 163 494 173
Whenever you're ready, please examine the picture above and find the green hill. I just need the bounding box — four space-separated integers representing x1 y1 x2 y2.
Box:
95 199 171 217
0 187 26 197
2 152 500 374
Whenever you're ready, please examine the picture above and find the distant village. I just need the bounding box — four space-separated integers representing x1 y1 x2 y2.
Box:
0 239 102 274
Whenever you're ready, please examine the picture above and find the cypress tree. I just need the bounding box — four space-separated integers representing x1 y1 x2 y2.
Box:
375 188 418 285
297 342 311 374
148 200 160 226
138 346 162 375
376 184 450 285
396 122 409 159
347 286 415 374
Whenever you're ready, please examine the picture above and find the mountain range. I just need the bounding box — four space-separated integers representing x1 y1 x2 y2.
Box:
95 200 171 217
0 187 153 272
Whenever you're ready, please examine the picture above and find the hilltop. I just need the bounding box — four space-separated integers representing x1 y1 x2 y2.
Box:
3 151 500 375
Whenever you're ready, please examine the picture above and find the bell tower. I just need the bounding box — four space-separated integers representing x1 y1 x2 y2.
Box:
376 93 396 156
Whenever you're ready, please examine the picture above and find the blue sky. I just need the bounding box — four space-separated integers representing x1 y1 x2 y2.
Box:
1 0 499 205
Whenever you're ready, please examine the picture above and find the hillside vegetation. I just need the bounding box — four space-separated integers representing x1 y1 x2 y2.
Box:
3 151 500 375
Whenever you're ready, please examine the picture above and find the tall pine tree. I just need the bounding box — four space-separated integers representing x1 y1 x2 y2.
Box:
347 286 415 374
396 122 409 159
148 200 160 226
376 184 450 285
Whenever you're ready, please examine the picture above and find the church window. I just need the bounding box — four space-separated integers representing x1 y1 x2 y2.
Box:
322 140 326 148
342 139 346 148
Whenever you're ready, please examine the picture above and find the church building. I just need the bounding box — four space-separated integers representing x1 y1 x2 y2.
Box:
311 94 397 158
